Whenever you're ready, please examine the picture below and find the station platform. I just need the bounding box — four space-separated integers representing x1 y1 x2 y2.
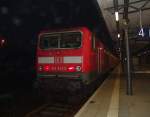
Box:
74 65 150 117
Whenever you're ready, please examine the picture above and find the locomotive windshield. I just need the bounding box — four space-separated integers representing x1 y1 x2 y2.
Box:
39 32 81 49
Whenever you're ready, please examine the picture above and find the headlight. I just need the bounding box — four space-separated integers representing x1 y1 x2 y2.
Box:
38 66 42 71
76 66 81 71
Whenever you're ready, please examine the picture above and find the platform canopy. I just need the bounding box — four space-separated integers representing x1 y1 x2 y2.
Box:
97 0 150 41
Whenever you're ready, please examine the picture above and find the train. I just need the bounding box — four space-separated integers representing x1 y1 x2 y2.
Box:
35 27 118 95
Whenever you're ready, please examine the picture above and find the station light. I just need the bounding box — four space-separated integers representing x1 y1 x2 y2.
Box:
115 11 119 22
0 38 6 47
1 39 5 44
117 33 120 38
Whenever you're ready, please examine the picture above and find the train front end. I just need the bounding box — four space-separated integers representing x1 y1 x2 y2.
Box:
36 28 90 91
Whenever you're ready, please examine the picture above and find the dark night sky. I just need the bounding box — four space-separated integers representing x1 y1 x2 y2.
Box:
0 0 114 49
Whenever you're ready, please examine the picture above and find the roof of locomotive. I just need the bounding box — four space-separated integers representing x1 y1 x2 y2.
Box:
38 27 91 35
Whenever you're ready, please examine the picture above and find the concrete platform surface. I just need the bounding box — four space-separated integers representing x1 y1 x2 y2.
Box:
75 65 150 117
119 74 150 117
75 66 120 117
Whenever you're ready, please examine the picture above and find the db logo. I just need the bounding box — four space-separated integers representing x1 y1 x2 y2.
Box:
54 57 63 64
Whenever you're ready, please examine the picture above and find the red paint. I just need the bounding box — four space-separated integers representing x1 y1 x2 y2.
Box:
36 27 119 83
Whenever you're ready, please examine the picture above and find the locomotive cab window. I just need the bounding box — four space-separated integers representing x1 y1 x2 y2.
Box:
39 32 81 49
39 35 59 49
60 32 81 48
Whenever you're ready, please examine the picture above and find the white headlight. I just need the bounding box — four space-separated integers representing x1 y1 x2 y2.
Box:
76 66 81 71
38 66 42 71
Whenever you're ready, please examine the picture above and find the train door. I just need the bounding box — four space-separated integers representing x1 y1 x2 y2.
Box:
98 47 102 73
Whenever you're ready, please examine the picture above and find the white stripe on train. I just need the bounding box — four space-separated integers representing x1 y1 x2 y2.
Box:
38 57 54 63
38 56 82 64
63 56 82 63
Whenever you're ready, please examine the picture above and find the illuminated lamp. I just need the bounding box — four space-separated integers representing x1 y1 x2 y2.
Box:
115 11 119 22
76 66 81 71
68 66 75 72
38 66 42 71
118 33 120 38
43 65 50 72
1 39 5 44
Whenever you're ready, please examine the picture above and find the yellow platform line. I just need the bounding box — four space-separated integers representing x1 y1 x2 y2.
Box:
107 67 120 117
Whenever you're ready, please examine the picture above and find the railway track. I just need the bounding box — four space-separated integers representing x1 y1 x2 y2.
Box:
24 91 86 117
25 73 107 117
25 102 77 117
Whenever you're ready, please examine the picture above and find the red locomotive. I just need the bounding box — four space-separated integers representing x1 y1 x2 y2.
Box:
36 27 118 93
